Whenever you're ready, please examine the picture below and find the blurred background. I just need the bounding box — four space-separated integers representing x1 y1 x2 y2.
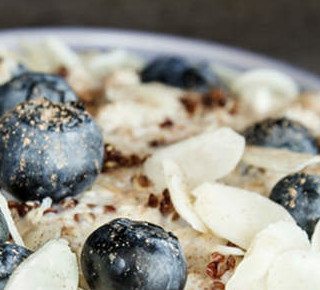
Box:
0 0 319 74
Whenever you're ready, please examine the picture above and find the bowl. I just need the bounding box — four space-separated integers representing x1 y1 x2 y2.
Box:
1 27 320 91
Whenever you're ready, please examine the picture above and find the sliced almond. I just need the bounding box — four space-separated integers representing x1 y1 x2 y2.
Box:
86 49 143 79
104 68 140 88
145 127 245 190
243 146 320 173
212 245 245 257
5 239 78 290
246 221 309 257
193 183 294 249
226 221 309 290
0 192 24 246
311 219 320 252
162 159 207 232
267 250 320 290
19 41 55 72
232 69 299 100
43 37 83 69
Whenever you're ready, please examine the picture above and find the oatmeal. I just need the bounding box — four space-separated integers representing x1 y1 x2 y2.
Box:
0 38 319 289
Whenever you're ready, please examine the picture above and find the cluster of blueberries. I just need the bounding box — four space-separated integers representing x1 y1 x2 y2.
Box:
0 57 208 290
0 67 106 288
0 56 319 290
244 117 320 238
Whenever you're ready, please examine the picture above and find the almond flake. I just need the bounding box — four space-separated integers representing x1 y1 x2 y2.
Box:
243 146 320 173
162 159 207 233
0 191 24 246
232 69 299 100
226 221 309 290
145 127 245 190
311 219 320 252
266 250 320 290
193 183 294 249
5 239 78 290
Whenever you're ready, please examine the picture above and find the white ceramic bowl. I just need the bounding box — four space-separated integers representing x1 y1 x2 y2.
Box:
1 27 320 90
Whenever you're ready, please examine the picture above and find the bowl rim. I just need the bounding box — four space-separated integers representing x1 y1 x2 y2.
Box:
1 26 320 90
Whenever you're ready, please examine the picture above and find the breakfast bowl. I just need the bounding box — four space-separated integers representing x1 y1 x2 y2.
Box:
0 27 320 290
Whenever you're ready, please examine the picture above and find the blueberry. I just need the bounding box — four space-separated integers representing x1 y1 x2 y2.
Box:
0 98 104 202
244 118 318 154
141 56 220 91
81 218 187 290
270 173 320 237
0 72 78 117
0 243 31 289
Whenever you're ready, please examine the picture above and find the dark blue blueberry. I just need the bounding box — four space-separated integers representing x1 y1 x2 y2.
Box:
81 218 187 290
270 173 320 237
244 118 318 154
0 72 78 117
141 56 220 91
0 243 32 289
0 98 104 202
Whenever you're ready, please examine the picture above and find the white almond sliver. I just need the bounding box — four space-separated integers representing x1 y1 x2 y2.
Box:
232 69 299 100
145 128 245 190
213 245 245 256
193 183 294 249
267 250 320 290
226 221 309 290
243 146 320 173
246 221 309 257
5 239 79 290
19 41 54 72
311 219 320 252
162 159 207 233
87 50 143 79
43 37 83 69
0 192 24 246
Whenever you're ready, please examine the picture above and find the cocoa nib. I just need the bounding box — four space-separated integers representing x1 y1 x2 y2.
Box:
131 174 152 188
180 96 197 115
55 66 69 78
8 200 39 217
147 193 159 208
159 118 174 129
172 212 180 221
206 252 236 280
212 281 225 290
147 189 179 220
202 89 228 108
160 189 174 215
43 207 58 215
103 205 116 213
102 144 147 172
149 138 167 148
